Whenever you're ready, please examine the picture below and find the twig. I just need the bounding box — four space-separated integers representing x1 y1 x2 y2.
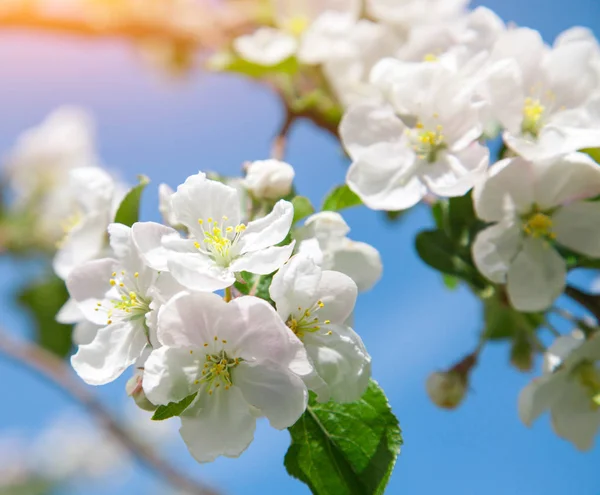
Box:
0 328 218 495
271 109 295 160
565 285 600 323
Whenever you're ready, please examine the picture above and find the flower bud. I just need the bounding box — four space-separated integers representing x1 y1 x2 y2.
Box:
244 159 295 200
510 334 535 372
426 371 468 410
126 372 157 412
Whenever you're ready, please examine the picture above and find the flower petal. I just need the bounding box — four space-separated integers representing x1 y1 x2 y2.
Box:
238 200 294 254
180 386 256 463
132 222 179 272
235 360 308 429
518 372 567 426
329 239 382 292
71 321 147 385
168 252 234 292
72 321 99 346
143 346 202 406
56 297 83 324
229 242 295 275
507 238 566 312
234 28 297 66
552 202 600 257
313 270 357 324
472 220 522 284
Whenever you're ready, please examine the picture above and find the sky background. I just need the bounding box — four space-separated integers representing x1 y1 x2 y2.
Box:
1 1 600 494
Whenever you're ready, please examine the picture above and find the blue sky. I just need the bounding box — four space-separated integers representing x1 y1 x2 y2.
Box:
0 1 599 494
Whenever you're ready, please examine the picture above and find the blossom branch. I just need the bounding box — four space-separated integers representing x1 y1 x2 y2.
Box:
271 109 295 160
0 328 218 495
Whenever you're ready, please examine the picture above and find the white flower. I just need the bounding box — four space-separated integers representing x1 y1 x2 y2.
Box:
132 172 295 292
519 331 600 450
53 166 124 280
472 153 600 312
296 211 382 292
158 183 181 229
243 159 295 200
340 60 488 210
270 254 371 403
143 291 311 463
56 298 100 346
485 27 600 160
365 0 469 28
233 0 361 66
68 223 185 385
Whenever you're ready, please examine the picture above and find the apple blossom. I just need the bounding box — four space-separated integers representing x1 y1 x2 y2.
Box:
143 291 311 462
243 159 295 200
519 331 600 450
340 60 488 210
132 172 295 292
365 0 469 28
296 211 382 292
68 223 185 385
270 254 371 403
472 153 600 312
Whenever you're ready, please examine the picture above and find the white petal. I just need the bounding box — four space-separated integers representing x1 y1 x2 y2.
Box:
270 254 322 320
507 238 566 312
132 222 179 272
171 172 241 238
53 214 108 280
72 321 99 346
157 292 225 348
304 325 371 403
235 360 307 429
71 321 147 385
66 258 119 325
534 153 600 209
69 166 115 212
473 156 534 222
56 298 83 324
297 11 356 65
339 103 404 160
234 28 297 66
312 270 357 324
490 28 546 87
421 144 489 198
142 347 202 406
551 382 600 451
518 372 567 426
168 252 234 292
472 220 522 284
346 142 427 211
484 59 525 133
229 242 295 275
544 335 584 373
273 0 361 27
329 239 382 292
238 200 294 253
180 387 256 463
552 202 600 257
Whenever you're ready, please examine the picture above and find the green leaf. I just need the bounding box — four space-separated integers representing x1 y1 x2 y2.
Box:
322 185 362 212
152 393 197 421
292 196 315 224
114 175 150 227
285 380 402 495
447 192 477 244
582 148 600 163
442 274 459 290
234 272 275 305
209 51 299 79
483 292 544 341
18 276 72 358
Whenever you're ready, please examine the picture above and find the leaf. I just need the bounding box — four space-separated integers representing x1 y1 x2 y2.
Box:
209 51 299 79
322 185 362 212
292 196 315 224
483 292 544 341
114 175 150 227
152 393 197 421
234 272 275 305
285 380 402 495
442 274 459 290
447 192 477 244
18 276 72 358
582 148 600 163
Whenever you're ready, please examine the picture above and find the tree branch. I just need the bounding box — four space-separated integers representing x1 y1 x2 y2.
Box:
271 109 295 160
0 328 218 495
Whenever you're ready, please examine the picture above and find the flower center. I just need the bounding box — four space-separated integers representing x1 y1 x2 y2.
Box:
56 209 83 247
408 121 446 163
194 216 246 267
195 348 241 396
286 300 331 339
283 15 310 37
521 97 546 137
572 360 600 409
96 271 150 326
423 53 438 62
522 212 555 240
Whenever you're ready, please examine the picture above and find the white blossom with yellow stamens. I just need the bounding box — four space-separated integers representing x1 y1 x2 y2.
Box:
472 153 600 312
132 172 295 292
340 59 488 210
143 291 311 463
68 223 185 386
270 254 371 403
484 27 600 160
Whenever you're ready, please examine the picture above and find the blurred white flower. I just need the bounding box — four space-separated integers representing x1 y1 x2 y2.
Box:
243 159 295 200
519 331 600 450
472 153 600 311
365 0 469 28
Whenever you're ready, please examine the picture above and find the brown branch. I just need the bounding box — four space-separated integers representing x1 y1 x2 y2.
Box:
0 328 218 495
271 109 295 160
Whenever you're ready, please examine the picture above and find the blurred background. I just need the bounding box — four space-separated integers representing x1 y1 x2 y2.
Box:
1 0 600 494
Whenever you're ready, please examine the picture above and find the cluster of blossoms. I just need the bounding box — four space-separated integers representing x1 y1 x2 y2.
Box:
232 0 600 449
7 109 381 464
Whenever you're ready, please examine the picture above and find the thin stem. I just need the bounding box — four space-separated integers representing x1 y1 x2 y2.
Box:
224 286 232 302
271 109 296 160
545 321 561 338
0 328 218 495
